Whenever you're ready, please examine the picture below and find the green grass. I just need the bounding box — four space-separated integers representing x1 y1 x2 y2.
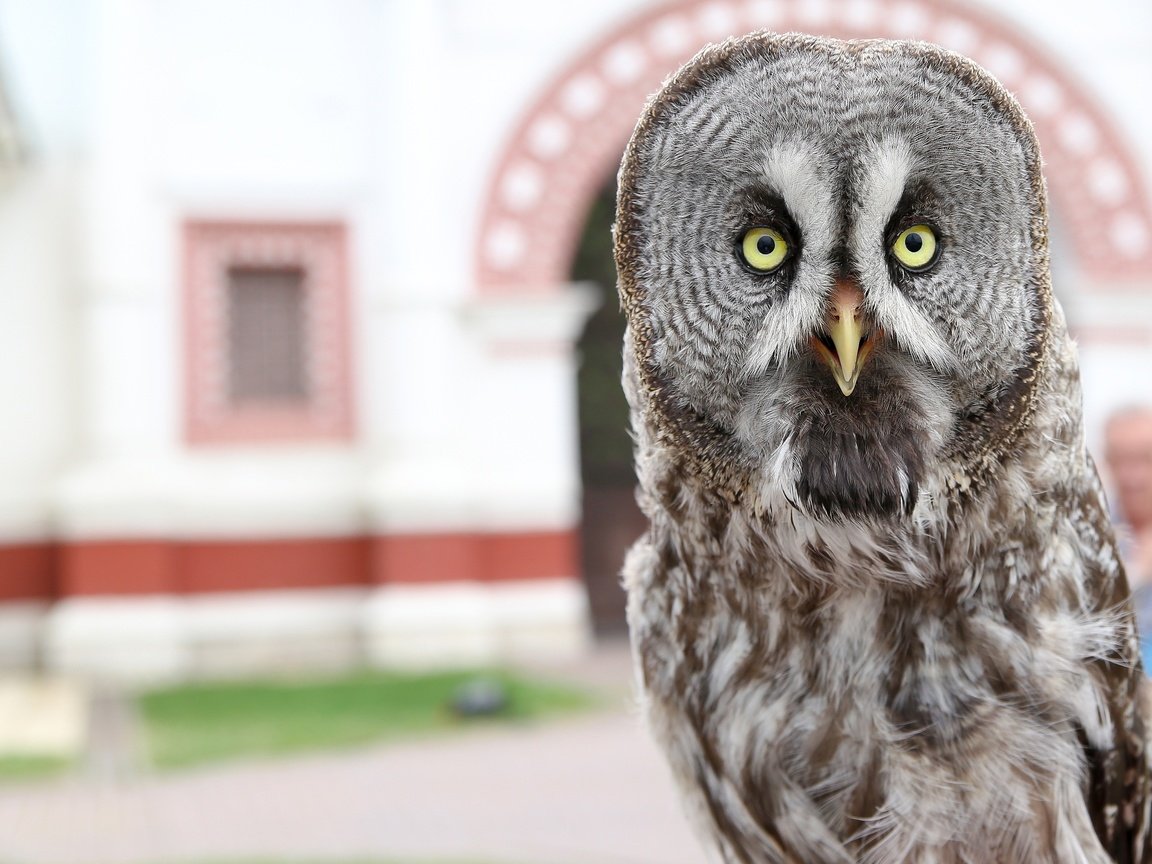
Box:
0 754 72 781
139 669 599 769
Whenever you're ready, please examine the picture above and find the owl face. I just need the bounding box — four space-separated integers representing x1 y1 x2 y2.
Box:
618 35 1050 520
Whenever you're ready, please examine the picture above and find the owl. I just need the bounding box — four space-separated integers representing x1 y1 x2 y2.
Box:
615 33 1152 864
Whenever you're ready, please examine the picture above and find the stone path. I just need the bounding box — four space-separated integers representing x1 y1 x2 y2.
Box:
0 642 711 864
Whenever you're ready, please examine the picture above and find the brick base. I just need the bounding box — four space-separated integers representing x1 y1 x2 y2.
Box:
1 530 578 600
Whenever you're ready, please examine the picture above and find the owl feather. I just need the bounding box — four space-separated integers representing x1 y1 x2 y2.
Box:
616 32 1152 864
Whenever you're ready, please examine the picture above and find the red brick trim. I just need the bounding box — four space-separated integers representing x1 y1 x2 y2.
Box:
30 530 577 598
181 537 373 593
373 530 577 584
0 543 56 601
61 540 177 596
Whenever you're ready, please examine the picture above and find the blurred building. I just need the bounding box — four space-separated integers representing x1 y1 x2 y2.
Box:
0 0 1149 681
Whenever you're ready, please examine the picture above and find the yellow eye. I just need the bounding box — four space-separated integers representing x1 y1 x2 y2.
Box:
740 227 789 273
891 224 939 271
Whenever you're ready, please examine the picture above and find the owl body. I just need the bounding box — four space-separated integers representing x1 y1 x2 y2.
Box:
617 34 1152 863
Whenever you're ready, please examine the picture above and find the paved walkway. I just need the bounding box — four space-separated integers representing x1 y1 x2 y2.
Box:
0 641 711 864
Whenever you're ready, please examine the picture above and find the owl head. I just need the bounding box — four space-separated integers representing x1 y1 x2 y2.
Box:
616 33 1056 522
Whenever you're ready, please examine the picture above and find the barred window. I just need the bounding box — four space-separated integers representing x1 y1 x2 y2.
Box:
227 265 308 404
184 221 354 444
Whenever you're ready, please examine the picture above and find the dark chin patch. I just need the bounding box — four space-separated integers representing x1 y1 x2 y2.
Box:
793 397 927 522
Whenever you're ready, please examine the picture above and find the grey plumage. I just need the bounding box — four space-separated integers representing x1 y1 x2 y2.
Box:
616 32 1152 863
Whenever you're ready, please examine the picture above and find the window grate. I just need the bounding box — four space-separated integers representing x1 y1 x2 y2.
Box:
226 266 308 404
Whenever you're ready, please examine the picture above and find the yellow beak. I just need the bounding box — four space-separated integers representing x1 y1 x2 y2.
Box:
810 280 874 396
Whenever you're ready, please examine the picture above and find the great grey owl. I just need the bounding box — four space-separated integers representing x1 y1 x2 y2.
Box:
615 32 1152 864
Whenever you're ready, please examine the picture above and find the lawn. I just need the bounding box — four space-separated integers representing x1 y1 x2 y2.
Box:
138 668 600 769
0 754 72 781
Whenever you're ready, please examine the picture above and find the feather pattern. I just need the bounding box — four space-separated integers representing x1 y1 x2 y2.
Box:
616 33 1152 864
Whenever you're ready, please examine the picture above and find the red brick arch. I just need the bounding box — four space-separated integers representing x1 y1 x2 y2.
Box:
474 0 1152 294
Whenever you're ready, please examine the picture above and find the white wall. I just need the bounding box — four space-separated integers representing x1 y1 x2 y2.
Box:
0 0 90 540
0 161 79 540
53 0 379 539
0 0 1147 540
0 0 1142 677
43 0 602 539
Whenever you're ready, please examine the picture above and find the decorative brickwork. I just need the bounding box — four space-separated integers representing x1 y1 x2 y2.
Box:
183 221 355 444
476 0 1152 294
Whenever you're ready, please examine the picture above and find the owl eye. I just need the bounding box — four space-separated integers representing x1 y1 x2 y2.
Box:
891 224 939 272
739 227 790 273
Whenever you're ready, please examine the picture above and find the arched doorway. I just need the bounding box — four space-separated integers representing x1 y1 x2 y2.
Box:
570 176 641 633
474 0 1152 296
474 0 1152 632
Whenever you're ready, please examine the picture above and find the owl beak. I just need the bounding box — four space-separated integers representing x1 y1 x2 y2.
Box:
810 280 874 396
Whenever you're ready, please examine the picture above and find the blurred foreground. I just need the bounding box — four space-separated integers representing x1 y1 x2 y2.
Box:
0 638 707 864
